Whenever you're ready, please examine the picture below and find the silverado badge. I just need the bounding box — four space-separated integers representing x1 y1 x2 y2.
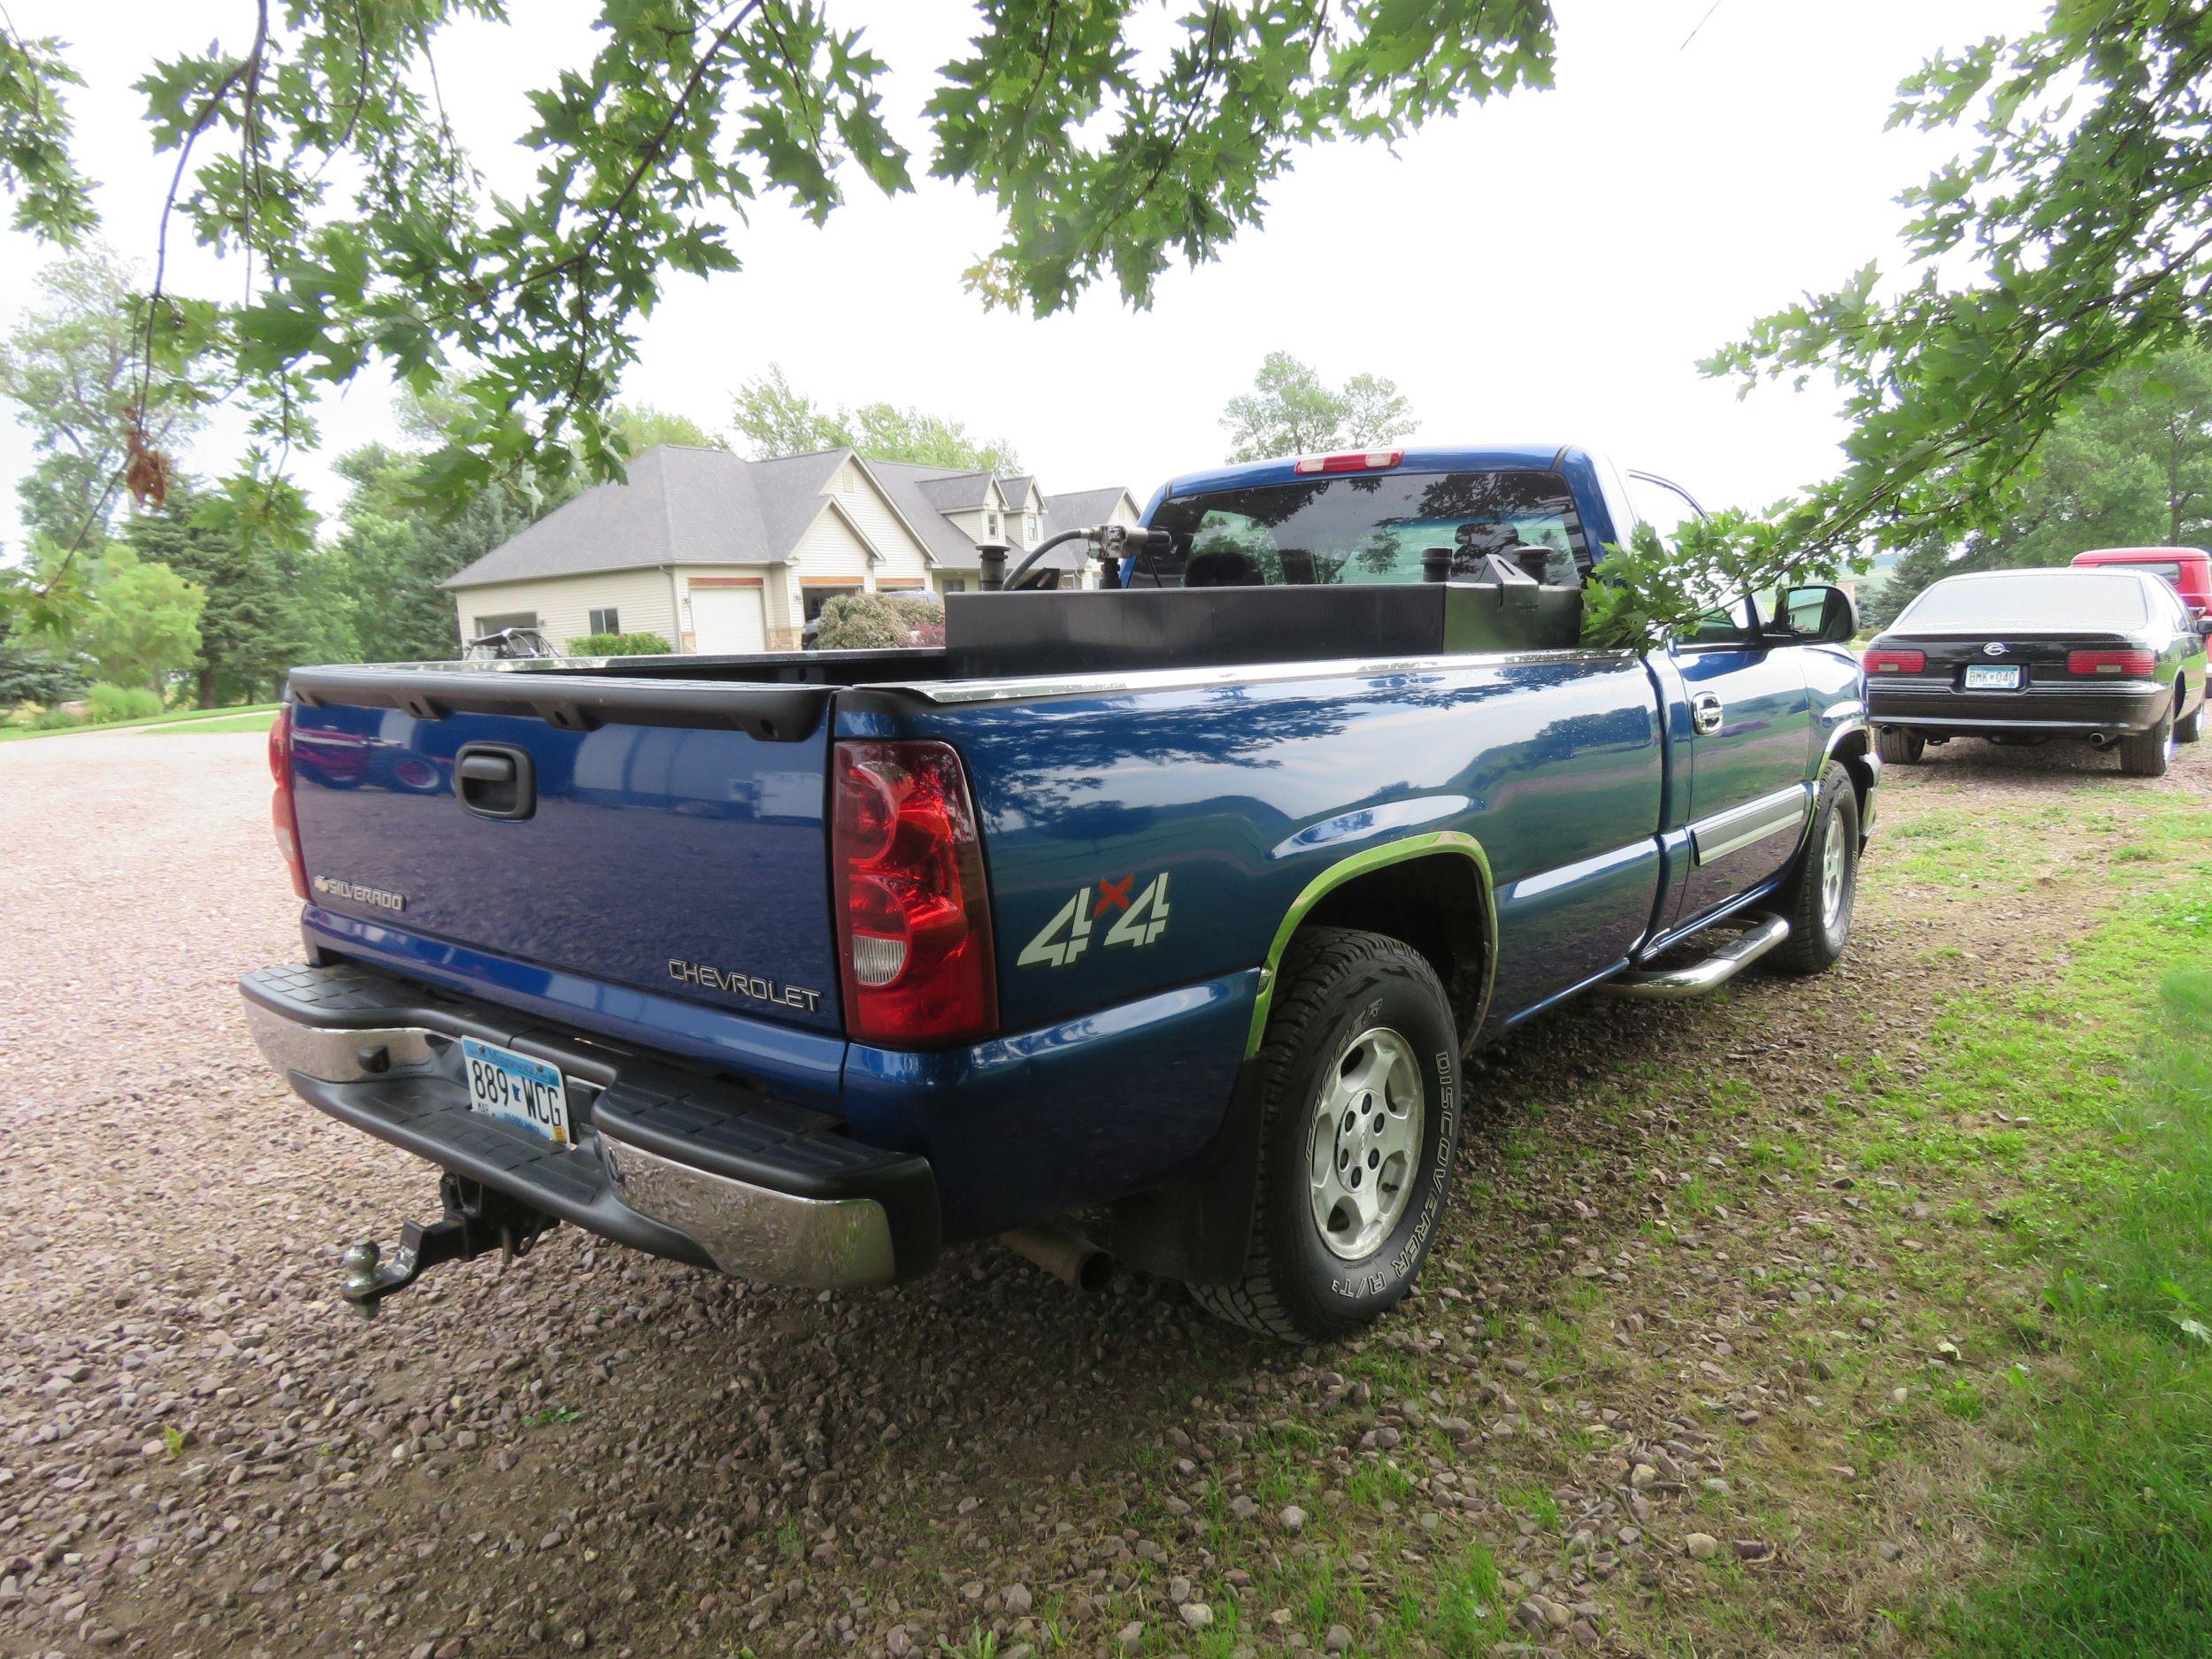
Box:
310 874 408 912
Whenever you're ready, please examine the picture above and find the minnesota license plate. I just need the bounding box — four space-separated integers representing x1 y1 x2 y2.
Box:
460 1038 572 1145
1963 664 2022 689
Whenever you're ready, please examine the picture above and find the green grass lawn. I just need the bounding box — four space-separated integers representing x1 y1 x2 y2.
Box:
1939 964 2212 1656
137 710 279 735
0 702 280 741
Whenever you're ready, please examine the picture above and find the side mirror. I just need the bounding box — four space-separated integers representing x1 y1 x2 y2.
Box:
2199 615 2212 636
1776 583 1858 645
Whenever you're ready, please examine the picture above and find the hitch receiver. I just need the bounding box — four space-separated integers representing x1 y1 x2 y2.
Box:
340 1176 557 1318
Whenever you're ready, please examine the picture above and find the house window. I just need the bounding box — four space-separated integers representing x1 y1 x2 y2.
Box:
587 606 620 635
472 611 538 636
1025 513 1038 541
986 511 1000 538
941 577 967 593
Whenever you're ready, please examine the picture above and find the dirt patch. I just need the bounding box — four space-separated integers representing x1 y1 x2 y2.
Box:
1 729 2204 1659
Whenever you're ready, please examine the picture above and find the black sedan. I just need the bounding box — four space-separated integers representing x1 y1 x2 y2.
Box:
1865 566 2210 777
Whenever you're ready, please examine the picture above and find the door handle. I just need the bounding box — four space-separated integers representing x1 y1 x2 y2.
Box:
1692 694 1724 735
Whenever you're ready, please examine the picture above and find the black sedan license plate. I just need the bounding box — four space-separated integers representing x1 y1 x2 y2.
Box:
1963 664 2022 689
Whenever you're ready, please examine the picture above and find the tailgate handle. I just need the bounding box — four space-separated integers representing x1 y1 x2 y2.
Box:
454 743 535 820
458 753 513 783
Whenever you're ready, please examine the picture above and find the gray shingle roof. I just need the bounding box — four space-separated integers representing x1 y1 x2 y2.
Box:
913 471 997 512
445 446 828 588
861 460 999 568
748 449 851 556
1043 487 1139 540
442 446 1129 588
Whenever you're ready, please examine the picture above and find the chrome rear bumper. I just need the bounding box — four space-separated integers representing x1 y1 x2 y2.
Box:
239 968 937 1290
594 1134 895 1286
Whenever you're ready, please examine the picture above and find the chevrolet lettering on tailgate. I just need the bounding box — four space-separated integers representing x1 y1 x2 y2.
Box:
668 958 824 1012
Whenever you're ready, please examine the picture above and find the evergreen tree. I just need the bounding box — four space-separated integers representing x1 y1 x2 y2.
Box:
0 616 85 707
326 444 567 664
122 481 345 705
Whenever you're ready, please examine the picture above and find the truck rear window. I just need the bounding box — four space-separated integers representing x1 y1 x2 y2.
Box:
2105 560 2185 587
1138 471 1587 588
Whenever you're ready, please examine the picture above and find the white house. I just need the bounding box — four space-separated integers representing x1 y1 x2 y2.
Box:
442 445 1142 653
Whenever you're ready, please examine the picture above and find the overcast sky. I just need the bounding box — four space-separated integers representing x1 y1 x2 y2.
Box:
0 0 2047 551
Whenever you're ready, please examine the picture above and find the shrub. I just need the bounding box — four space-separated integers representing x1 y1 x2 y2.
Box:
30 706 81 729
814 594 946 651
566 631 672 656
86 684 164 723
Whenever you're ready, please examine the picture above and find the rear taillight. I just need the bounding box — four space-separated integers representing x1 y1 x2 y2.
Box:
832 740 995 1048
269 704 308 900
1862 648 1926 673
2068 649 2157 676
1294 449 1403 474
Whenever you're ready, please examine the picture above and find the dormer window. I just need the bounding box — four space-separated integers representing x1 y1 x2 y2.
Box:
986 511 1000 538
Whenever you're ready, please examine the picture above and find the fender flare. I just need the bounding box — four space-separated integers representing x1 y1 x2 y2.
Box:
1822 712 1878 844
1822 710 1872 764
1244 830 1499 1056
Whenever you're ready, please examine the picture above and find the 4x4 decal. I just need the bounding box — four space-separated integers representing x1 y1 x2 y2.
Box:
1018 873 1171 968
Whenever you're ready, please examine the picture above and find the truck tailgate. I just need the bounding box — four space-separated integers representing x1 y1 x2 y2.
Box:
286 672 841 1035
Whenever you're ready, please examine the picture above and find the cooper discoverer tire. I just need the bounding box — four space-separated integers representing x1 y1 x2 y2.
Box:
1766 761 1859 977
1190 927 1459 1343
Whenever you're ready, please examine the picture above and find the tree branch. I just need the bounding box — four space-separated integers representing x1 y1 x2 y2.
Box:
523 0 763 300
35 4 268 597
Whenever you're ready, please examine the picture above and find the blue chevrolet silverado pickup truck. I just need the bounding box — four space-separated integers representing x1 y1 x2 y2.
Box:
242 444 1876 1341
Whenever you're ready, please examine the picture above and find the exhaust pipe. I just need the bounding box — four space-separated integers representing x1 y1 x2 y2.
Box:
1002 1222 1113 1293
2087 731 2116 749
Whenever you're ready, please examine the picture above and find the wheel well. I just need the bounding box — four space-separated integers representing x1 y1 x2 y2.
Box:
1832 727 1875 821
1301 853 1491 1042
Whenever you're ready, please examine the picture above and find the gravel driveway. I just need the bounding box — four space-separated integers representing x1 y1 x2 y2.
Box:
3 726 2203 1659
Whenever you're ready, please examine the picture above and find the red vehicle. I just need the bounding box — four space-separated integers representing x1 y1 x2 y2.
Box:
2072 546 2212 622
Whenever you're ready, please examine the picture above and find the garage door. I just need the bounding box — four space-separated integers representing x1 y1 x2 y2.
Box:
689 584 765 654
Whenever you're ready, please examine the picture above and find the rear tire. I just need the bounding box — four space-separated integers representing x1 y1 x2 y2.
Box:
1190 927 1459 1344
2177 686 2201 744
2121 707 2175 777
1876 726 1924 764
1767 762 1859 977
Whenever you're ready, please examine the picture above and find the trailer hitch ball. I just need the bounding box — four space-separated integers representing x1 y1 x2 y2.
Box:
342 1240 384 1302
336 1184 559 1318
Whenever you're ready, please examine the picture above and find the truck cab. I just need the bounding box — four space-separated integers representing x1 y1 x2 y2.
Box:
2071 545 2212 622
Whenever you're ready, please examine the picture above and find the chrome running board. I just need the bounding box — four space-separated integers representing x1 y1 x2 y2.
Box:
1605 912 1792 1001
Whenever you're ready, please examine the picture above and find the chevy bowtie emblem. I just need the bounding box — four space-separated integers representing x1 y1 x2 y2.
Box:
1983 642 2009 656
